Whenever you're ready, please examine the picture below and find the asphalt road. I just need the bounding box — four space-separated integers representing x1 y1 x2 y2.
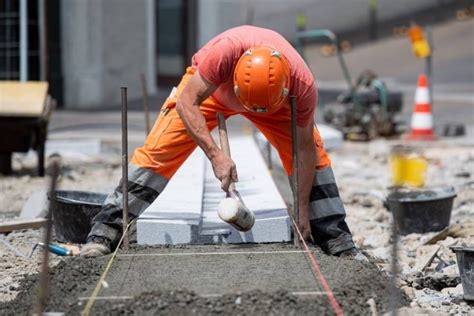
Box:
307 18 474 128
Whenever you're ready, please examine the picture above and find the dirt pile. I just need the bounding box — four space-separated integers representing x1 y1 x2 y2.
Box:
0 256 105 315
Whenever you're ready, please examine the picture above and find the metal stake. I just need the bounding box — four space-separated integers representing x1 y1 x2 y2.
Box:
390 219 400 315
20 0 28 81
266 141 273 170
140 74 151 135
425 25 434 107
121 87 129 250
38 0 48 81
35 158 60 315
290 96 300 246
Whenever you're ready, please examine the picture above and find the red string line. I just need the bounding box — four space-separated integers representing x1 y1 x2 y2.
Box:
292 218 344 316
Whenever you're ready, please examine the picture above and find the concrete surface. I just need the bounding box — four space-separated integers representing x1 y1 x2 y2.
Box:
0 244 404 315
105 246 322 297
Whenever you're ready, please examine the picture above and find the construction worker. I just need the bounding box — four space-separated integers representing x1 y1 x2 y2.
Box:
81 25 363 259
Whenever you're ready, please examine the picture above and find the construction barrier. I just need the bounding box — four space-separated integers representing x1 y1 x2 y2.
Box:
408 74 435 140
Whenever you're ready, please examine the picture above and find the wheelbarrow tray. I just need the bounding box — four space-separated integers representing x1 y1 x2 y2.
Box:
0 81 55 176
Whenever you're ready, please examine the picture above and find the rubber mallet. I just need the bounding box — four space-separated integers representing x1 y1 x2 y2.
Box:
216 112 255 231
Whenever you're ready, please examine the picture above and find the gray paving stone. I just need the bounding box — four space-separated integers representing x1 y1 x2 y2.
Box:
137 134 291 245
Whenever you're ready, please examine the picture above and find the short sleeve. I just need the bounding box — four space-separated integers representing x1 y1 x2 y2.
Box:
197 38 239 86
295 81 317 127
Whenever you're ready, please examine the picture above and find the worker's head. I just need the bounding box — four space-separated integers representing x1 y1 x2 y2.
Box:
233 46 290 114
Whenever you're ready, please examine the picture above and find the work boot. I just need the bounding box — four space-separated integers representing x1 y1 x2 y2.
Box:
337 247 369 262
80 236 112 257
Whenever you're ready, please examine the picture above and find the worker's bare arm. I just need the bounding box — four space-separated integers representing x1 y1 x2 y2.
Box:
176 71 237 192
176 71 218 158
296 121 317 241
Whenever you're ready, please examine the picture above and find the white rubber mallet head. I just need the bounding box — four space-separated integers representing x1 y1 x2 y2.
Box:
217 197 255 232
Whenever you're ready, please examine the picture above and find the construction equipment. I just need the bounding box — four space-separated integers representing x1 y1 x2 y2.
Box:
216 112 255 232
0 81 55 175
297 29 403 140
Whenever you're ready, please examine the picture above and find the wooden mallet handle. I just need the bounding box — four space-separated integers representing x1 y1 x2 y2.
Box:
216 112 236 192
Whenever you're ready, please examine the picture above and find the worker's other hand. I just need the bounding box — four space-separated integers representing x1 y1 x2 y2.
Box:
298 213 312 242
211 151 238 192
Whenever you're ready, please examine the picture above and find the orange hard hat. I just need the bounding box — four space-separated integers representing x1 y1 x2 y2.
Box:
233 46 290 114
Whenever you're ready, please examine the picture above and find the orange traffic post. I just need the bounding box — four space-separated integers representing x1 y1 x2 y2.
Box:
408 74 436 140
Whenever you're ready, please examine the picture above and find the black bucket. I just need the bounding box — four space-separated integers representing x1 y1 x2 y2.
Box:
385 186 456 235
450 246 474 301
51 190 108 243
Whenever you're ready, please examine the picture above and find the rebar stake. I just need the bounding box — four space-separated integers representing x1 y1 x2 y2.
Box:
140 74 151 135
35 158 60 315
266 141 273 170
390 219 400 315
121 87 129 250
290 96 300 246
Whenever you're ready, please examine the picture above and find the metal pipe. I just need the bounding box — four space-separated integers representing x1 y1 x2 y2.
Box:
20 0 28 81
146 0 157 95
35 158 60 315
290 96 300 246
425 26 434 107
140 74 151 135
121 87 129 250
38 0 47 81
368 0 378 40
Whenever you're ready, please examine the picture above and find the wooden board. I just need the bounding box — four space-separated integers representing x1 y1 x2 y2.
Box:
0 218 46 233
0 81 48 117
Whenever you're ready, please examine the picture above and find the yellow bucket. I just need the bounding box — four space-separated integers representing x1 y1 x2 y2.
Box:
390 146 427 188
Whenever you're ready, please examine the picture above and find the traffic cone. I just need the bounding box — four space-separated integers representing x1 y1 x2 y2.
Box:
408 74 435 140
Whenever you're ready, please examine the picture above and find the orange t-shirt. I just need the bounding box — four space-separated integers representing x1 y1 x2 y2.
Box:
192 25 317 127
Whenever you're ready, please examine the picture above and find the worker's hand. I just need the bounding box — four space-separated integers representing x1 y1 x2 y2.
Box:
211 151 238 192
297 211 312 242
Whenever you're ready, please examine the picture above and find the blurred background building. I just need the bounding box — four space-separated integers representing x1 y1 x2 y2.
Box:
0 0 470 109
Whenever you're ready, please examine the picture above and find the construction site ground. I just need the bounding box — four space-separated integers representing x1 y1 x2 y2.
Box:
1 112 472 315
1 18 473 315
1 243 399 315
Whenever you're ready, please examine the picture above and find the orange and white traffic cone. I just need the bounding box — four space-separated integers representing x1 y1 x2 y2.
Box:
408 74 435 140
